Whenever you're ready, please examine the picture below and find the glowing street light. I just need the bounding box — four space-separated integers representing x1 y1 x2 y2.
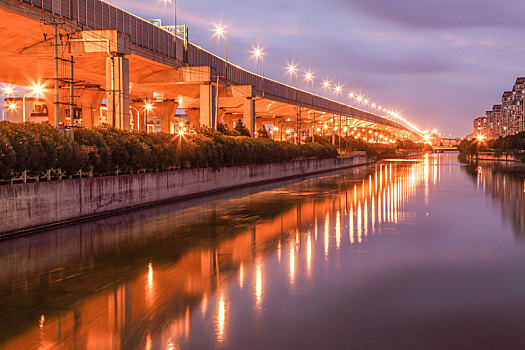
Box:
302 71 318 142
323 80 332 102
322 81 333 121
213 24 228 79
304 71 315 98
1 102 17 122
252 46 265 95
3 83 45 122
286 63 299 91
304 71 313 82
130 102 154 131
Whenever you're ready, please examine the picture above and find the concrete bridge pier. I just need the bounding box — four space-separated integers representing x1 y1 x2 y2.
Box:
199 83 216 128
243 97 255 136
222 112 234 127
185 109 200 127
106 55 130 130
78 87 105 127
154 101 179 133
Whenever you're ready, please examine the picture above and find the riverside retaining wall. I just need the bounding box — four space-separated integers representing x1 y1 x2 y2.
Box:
467 152 521 162
0 153 370 237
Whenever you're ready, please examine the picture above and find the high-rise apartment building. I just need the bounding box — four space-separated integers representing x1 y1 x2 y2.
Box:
473 78 525 139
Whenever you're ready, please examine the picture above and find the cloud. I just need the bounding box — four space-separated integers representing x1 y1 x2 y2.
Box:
327 0 525 29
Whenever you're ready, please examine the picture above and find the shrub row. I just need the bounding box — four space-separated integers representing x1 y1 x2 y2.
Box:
458 132 525 160
0 122 338 179
490 132 525 152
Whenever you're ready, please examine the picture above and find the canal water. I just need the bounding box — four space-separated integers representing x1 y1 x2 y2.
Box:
2 154 525 349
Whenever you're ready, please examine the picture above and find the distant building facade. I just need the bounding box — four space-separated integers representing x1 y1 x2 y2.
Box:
473 77 525 139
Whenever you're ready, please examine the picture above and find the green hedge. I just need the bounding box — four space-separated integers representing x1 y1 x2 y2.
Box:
0 122 338 179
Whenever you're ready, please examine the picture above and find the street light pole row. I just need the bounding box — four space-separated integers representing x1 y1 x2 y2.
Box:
208 22 423 139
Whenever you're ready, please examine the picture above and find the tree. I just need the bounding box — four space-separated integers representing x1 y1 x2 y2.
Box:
234 119 251 137
257 127 270 139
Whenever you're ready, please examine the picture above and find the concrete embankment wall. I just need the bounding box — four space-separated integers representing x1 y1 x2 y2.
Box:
0 153 370 237
466 152 521 163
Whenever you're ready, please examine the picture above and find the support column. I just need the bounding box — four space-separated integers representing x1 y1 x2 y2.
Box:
154 101 178 133
77 87 105 127
106 55 130 130
185 109 200 127
243 97 255 137
199 84 216 128
217 109 227 125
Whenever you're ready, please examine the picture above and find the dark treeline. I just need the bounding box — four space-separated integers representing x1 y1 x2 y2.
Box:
0 122 338 180
458 132 525 160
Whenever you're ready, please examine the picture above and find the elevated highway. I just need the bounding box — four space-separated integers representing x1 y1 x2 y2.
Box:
0 0 423 140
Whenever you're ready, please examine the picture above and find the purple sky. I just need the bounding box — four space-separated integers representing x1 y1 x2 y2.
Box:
112 0 525 137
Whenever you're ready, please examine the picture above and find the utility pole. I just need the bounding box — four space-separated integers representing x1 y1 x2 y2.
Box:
216 74 220 128
312 112 317 142
174 0 177 62
54 23 59 129
70 56 74 126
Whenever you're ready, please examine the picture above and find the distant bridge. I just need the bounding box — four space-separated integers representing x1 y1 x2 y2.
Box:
0 0 423 141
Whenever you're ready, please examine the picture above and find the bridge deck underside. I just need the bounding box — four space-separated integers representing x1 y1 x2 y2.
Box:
0 1 417 138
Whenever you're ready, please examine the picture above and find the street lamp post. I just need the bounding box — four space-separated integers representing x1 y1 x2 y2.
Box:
338 91 343 151
286 64 299 97
3 84 44 123
252 47 265 96
130 106 140 130
177 121 185 167
344 126 348 154
305 71 314 144
144 102 153 132
214 25 228 80
323 80 332 105
334 85 342 148
130 102 153 132
305 71 314 103
323 81 332 143
174 0 177 61
286 64 300 144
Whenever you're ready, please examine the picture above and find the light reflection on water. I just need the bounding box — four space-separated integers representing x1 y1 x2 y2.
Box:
3 154 525 349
